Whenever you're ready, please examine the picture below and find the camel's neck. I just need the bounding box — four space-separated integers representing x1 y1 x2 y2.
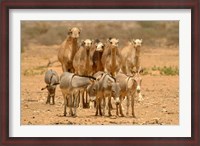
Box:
134 46 141 70
66 36 78 59
135 46 141 57
85 49 91 75
111 47 117 68
97 52 103 71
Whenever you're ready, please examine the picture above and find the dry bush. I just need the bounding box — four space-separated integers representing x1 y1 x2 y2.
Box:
21 21 179 52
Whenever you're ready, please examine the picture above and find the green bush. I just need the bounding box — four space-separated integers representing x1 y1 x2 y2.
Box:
160 66 179 75
150 65 179 76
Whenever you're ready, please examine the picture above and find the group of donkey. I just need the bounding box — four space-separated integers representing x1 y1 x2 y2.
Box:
42 27 143 118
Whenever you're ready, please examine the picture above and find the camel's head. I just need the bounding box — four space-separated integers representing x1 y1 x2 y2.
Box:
131 39 142 48
107 37 119 48
68 27 81 38
95 39 105 52
81 39 93 51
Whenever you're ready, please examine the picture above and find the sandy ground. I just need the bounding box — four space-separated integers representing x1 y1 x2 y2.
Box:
21 44 179 125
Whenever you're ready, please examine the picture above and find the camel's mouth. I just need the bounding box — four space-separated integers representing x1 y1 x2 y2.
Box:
72 36 79 39
86 47 91 52
111 46 118 49
135 45 141 48
96 48 103 52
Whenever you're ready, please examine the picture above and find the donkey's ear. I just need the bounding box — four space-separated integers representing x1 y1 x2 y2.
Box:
89 78 96 83
138 67 144 73
96 73 103 81
131 67 137 74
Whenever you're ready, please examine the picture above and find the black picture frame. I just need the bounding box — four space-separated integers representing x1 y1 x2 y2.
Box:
0 0 199 145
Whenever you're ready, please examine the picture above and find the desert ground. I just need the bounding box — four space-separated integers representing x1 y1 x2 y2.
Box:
21 21 179 125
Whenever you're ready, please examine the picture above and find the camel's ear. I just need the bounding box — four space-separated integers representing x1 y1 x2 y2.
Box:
133 39 136 44
107 37 112 42
102 44 105 49
68 28 72 34
128 40 133 45
81 40 85 46
140 39 143 43
91 39 94 44
95 39 100 44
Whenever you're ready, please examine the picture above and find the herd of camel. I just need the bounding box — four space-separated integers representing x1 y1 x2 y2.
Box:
42 27 143 118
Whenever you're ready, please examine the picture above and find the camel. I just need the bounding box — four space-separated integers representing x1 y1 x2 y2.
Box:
92 39 105 73
101 37 122 77
73 39 94 108
58 27 81 72
121 39 143 75
73 39 94 76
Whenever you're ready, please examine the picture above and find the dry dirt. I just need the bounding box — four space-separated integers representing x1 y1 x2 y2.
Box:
21 44 179 125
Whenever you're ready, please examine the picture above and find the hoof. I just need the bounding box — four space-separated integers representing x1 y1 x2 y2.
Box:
132 115 136 118
121 114 125 117
72 114 77 117
78 105 83 109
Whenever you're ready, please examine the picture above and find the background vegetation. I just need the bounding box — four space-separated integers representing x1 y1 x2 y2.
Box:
21 21 179 76
21 21 179 50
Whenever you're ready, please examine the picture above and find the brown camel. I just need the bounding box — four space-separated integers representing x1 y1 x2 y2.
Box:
92 39 105 73
73 39 94 76
121 39 143 75
58 27 81 72
73 39 94 108
101 37 122 77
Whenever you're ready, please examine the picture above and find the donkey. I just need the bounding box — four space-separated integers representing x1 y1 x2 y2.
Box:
87 71 121 116
116 69 143 117
59 72 96 117
41 69 59 105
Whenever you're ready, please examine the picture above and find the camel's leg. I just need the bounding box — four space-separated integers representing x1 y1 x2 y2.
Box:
116 104 119 116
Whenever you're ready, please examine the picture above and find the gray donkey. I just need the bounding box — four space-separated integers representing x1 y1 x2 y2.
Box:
41 69 59 105
59 72 96 117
